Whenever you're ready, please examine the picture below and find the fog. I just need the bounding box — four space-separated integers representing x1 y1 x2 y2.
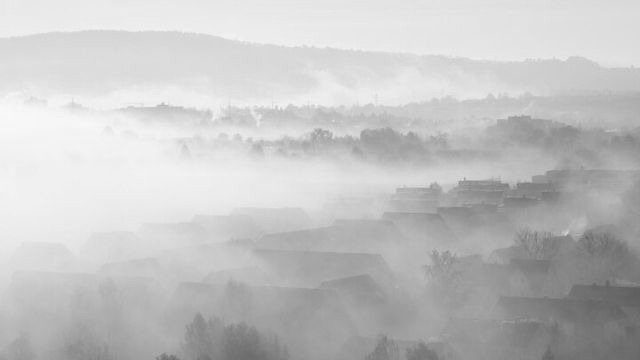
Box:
2 25 640 360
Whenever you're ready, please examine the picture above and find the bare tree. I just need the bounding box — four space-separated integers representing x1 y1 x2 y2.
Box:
5 333 35 360
156 354 181 360
181 314 288 360
423 250 464 310
578 230 636 281
405 342 439 360
366 335 399 360
514 228 554 259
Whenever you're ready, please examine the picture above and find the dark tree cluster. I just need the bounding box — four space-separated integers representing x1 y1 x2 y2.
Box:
181 314 289 360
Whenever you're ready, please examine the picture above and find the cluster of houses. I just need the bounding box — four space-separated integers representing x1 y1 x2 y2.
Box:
0 169 639 360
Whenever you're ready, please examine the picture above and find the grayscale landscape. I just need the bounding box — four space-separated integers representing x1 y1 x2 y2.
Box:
1 1 640 360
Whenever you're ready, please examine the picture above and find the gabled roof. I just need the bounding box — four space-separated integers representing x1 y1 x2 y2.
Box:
82 231 143 261
203 267 273 286
252 249 394 287
495 296 626 323
231 207 312 233
489 236 575 263
488 245 530 264
502 197 541 209
98 257 163 278
191 214 263 240
137 222 208 249
320 274 387 305
382 212 457 243
10 242 77 270
256 219 404 253
567 284 640 308
510 259 551 276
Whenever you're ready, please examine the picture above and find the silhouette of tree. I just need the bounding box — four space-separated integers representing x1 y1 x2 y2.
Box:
5 333 35 360
183 313 216 360
424 250 465 312
181 314 288 360
366 335 399 360
578 230 636 281
156 354 181 360
405 342 439 360
514 228 554 259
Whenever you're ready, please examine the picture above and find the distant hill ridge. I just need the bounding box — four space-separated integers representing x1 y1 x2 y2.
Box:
2 30 640 102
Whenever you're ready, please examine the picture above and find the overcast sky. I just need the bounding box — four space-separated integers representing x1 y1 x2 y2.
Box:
1 0 639 66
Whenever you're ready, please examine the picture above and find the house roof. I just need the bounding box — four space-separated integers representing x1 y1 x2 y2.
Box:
191 214 263 240
567 284 640 308
10 242 77 270
488 245 530 264
382 212 458 243
256 219 405 253
320 274 387 305
203 267 274 286
137 222 209 249
252 249 394 287
230 207 312 233
82 231 143 261
495 296 626 323
509 259 551 275
98 257 163 278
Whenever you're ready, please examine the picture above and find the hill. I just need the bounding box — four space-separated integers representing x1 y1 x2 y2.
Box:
2 31 640 104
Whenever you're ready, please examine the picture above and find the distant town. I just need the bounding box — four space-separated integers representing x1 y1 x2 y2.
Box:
3 165 640 360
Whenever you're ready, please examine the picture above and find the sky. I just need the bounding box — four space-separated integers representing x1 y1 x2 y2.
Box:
1 0 639 66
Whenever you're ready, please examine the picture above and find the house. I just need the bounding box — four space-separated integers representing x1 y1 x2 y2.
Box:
385 186 442 213
385 198 439 213
322 196 379 219
463 259 557 301
493 296 626 324
509 259 552 294
256 219 405 253
158 240 255 281
98 257 164 278
251 249 396 289
82 231 144 263
10 242 77 271
513 182 556 199
567 284 640 308
320 274 387 306
230 207 312 233
382 212 458 245
137 222 208 250
502 196 541 211
493 295 629 356
456 179 510 192
466 263 531 297
487 245 530 264
457 190 504 205
488 235 575 264
191 214 263 240
567 284 640 326
434 206 513 243
203 267 274 286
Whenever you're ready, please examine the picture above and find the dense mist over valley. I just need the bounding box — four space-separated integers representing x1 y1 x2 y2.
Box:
1 19 640 360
